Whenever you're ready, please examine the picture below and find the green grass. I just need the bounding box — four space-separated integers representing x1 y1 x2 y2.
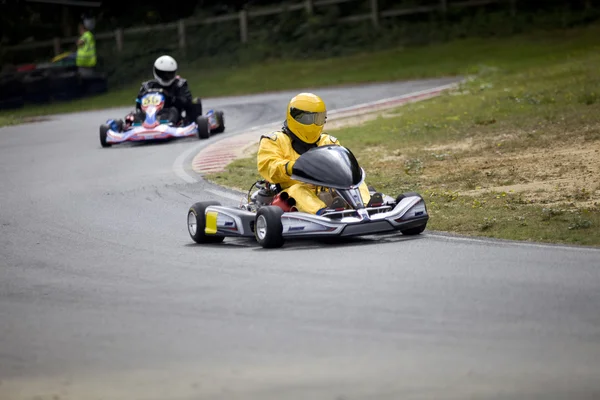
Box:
3 23 600 127
421 192 600 246
206 22 600 247
209 155 262 193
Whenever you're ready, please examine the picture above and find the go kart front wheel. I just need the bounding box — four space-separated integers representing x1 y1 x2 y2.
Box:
196 116 210 140
212 110 225 134
99 124 111 148
255 206 284 249
115 119 124 132
188 201 225 244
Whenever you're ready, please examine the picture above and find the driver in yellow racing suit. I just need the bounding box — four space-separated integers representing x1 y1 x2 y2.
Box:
256 92 383 215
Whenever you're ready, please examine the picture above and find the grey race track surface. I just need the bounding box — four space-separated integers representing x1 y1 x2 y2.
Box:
1 77 600 400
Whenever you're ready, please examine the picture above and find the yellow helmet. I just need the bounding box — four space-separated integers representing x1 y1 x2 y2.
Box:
286 93 327 144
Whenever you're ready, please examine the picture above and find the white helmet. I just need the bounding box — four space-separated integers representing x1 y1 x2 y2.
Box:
83 17 95 30
153 55 178 86
80 13 95 30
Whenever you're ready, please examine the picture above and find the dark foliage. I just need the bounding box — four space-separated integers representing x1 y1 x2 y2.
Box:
1 0 598 87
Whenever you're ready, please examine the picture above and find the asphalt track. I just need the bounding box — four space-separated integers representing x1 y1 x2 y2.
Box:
1 77 600 400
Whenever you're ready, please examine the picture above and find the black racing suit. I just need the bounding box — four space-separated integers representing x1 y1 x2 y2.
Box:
134 77 195 124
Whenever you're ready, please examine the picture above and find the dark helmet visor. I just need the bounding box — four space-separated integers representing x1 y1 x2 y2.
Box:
154 67 176 84
290 107 327 126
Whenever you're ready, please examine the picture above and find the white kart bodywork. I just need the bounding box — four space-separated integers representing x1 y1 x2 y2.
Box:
197 194 427 239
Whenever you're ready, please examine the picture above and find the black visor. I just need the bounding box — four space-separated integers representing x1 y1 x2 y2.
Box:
154 67 176 84
290 107 327 126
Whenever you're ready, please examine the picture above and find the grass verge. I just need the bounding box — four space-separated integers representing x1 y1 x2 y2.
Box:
205 23 600 246
2 23 600 127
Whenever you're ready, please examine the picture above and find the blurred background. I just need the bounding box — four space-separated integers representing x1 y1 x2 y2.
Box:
0 0 598 109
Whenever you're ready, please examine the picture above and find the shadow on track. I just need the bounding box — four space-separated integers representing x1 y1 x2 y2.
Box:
183 231 428 251
98 137 201 150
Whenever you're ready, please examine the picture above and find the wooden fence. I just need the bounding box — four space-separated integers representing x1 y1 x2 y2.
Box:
4 0 586 57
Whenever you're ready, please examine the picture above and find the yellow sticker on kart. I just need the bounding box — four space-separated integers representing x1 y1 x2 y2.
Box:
205 211 218 234
142 94 162 107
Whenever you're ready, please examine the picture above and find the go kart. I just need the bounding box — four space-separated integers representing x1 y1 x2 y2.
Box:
187 145 429 249
99 90 225 147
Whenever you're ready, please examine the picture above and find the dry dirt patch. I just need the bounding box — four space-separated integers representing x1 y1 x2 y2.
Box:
423 136 600 209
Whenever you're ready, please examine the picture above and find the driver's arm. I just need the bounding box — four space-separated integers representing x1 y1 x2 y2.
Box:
257 134 294 185
319 134 340 146
135 83 146 111
174 79 192 108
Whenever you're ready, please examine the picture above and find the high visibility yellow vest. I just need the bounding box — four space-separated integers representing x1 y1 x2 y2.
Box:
76 30 96 67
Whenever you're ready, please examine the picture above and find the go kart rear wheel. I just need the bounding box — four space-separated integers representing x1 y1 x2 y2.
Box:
192 97 203 117
196 116 210 140
212 110 225 134
188 201 225 244
255 206 284 249
395 191 421 204
401 225 426 235
99 124 111 148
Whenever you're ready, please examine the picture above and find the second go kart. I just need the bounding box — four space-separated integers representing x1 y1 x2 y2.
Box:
99 90 225 147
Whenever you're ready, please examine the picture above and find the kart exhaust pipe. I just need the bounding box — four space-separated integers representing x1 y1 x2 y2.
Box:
278 191 297 206
271 192 297 212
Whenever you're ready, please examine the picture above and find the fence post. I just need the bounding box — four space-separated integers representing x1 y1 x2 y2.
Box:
178 19 186 55
440 0 447 26
239 9 248 43
115 28 123 52
370 0 379 28
509 0 516 17
305 0 314 14
53 37 61 56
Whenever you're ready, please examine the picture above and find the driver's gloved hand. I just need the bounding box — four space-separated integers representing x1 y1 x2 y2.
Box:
174 96 189 109
285 160 295 176
165 95 176 107
125 113 135 126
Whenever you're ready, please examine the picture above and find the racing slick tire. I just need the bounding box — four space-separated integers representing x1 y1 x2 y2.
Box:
191 97 202 118
254 206 285 249
51 71 81 101
0 73 25 110
99 124 111 148
188 201 225 244
398 191 427 235
212 110 225 134
23 73 51 104
401 224 426 235
196 116 210 140
395 191 421 203
115 119 124 132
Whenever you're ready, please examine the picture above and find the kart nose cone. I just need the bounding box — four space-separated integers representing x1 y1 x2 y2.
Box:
291 145 363 189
